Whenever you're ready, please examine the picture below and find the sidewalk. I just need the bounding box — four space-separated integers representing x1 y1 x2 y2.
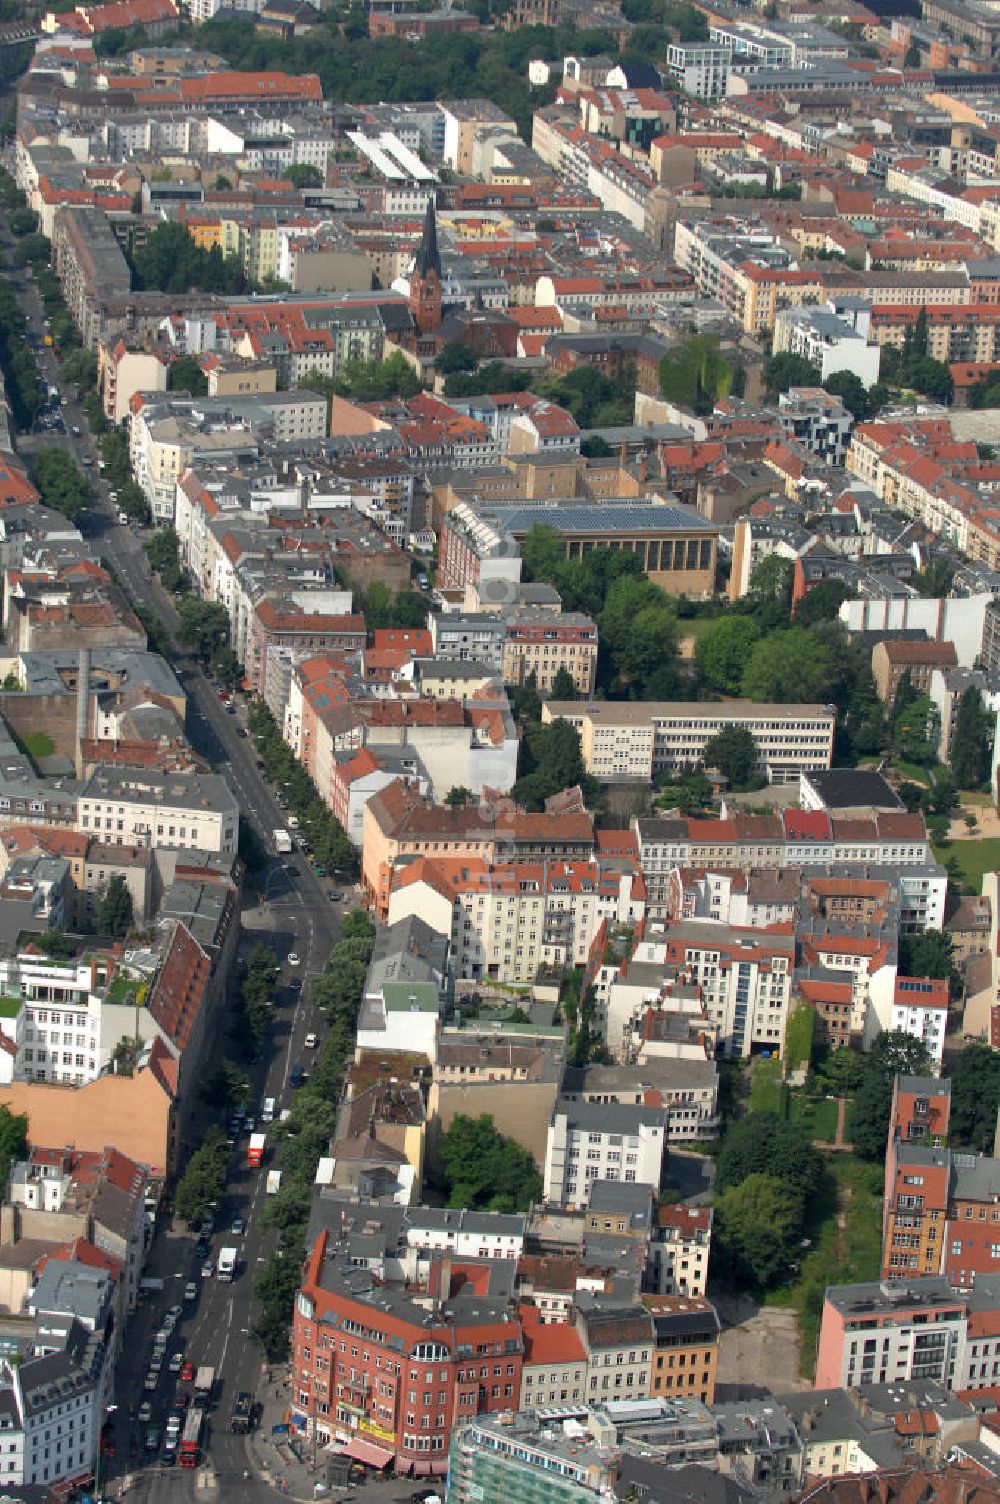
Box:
247 1369 323 1502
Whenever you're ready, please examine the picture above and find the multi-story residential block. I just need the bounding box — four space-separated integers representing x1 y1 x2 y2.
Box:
387 854 645 985
448 1408 618 1504
872 638 960 703
643 1295 720 1404
664 42 732 98
574 1297 655 1407
865 976 949 1070
778 388 854 466
78 766 239 854
816 1278 968 1390
543 700 836 784
649 1205 713 1299
773 300 882 387
501 609 598 696
292 1212 523 1473
518 1305 589 1408
543 1098 667 1209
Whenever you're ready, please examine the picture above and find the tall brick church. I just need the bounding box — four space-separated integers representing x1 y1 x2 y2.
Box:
408 197 443 337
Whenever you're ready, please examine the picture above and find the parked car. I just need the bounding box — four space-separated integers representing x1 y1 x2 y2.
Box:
138 1402 152 1425
169 1352 183 1373
183 1281 198 1302
180 1362 195 1383
144 1372 158 1392
202 1261 214 1279
144 1427 161 1453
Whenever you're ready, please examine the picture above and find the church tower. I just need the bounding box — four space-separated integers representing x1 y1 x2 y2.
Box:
409 197 442 335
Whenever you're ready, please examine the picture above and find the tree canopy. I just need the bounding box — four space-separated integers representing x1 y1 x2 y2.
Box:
949 1044 1000 1153
851 1030 933 1160
437 1113 542 1213
132 221 255 295
98 875 134 939
714 1173 805 1291
950 686 994 789
695 615 761 694
715 1110 823 1199
31 450 90 523
703 724 759 789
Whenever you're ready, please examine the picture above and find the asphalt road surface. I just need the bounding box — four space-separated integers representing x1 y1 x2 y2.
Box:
4 240 348 1499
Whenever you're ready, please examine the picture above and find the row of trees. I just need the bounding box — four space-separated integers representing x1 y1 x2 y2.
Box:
240 942 280 1047
0 270 44 431
255 909 375 1357
31 450 91 525
174 1126 230 1227
247 701 357 878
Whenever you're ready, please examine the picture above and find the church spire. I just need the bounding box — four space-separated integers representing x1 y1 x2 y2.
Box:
414 196 441 281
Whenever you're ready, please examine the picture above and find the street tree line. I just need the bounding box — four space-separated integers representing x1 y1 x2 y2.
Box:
247 701 357 878
254 909 375 1358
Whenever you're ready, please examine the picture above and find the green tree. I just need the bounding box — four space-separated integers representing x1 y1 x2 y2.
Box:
437 1113 542 1212
132 220 251 295
899 927 956 983
550 665 577 701
285 162 324 189
949 1043 1000 1152
12 233 50 266
434 341 479 374
444 786 472 807
177 598 232 661
8 207 37 236
851 1030 933 1160
36 928 74 960
514 716 591 810
59 348 98 392
715 1110 823 1198
0 1105 27 1190
658 334 734 414
714 1173 804 1289
764 351 820 398
746 555 794 629
891 679 938 766
145 526 188 592
913 556 956 598
794 577 852 627
30 449 90 523
904 39 921 64
174 1128 228 1226
695 615 761 694
97 874 134 938
821 370 874 421
949 686 994 789
702 724 759 788
169 355 208 397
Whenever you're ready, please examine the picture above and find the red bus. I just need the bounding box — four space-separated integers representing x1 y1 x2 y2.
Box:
179 1408 202 1467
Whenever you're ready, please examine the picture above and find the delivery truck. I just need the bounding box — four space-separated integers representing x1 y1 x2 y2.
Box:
247 1132 266 1168
266 1170 282 1195
273 828 292 854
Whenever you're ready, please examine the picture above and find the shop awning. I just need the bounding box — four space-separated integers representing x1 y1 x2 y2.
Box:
338 1437 394 1468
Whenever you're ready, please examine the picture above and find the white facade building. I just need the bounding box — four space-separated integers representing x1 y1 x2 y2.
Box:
543 1098 667 1209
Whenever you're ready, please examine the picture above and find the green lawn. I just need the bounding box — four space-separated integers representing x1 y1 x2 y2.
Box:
0 996 21 1017
749 1057 783 1114
790 1095 839 1142
934 836 1000 894
22 731 55 762
783 1157 884 1376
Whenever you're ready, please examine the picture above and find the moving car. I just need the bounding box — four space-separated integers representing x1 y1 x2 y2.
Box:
304 1033 318 1049
180 1361 195 1383
145 1427 161 1453
287 952 301 966
201 1261 214 1279
231 1217 246 1236
183 1281 198 1302
138 1402 153 1425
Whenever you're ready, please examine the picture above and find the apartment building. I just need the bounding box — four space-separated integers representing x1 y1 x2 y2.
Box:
292 1217 523 1471
865 976 949 1070
773 300 881 387
51 207 132 352
544 700 836 784
501 610 598 696
816 1278 968 1390
519 1307 589 1408
575 1300 655 1408
674 217 823 334
649 1205 713 1299
78 766 239 854
872 639 960 703
656 921 795 1060
543 1098 668 1209
643 1295 720 1404
361 780 594 918
387 855 645 984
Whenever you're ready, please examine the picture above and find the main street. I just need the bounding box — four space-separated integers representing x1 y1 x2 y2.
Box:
4 242 347 1499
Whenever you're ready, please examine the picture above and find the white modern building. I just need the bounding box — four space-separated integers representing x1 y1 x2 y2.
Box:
664 42 732 98
773 298 882 388
543 1098 667 1209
